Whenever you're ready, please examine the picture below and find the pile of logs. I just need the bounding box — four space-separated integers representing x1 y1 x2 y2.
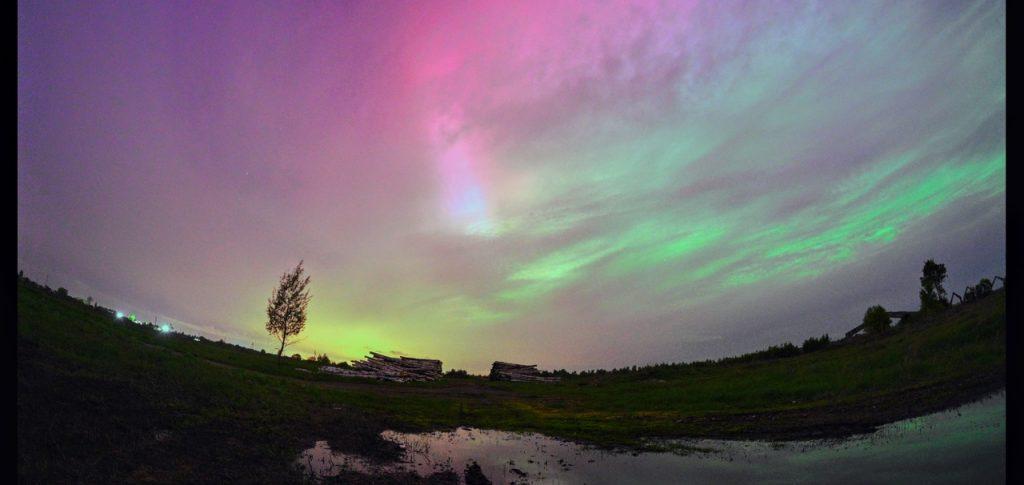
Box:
489 361 560 382
320 352 442 382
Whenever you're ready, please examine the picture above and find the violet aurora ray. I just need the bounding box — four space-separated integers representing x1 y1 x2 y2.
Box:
18 0 1004 373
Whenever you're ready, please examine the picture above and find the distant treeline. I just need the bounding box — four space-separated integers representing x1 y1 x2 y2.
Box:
536 259 1002 379
534 334 834 378
18 272 120 319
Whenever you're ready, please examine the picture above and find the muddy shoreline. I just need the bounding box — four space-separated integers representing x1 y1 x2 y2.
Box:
306 374 1007 483
660 370 1006 442
312 370 1006 465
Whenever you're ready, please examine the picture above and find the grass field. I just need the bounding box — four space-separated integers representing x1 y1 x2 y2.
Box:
17 278 1005 483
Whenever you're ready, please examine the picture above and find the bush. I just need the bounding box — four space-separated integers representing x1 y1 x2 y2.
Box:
863 305 891 334
801 334 831 352
290 353 302 360
765 342 801 359
975 278 994 298
304 351 332 364
734 342 801 363
445 369 469 378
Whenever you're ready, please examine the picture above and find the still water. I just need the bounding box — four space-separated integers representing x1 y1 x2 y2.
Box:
297 392 1005 484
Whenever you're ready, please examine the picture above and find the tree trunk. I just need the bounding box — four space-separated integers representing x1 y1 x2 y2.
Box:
277 337 286 358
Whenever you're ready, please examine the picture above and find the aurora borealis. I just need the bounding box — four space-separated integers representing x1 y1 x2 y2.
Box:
18 1 1004 373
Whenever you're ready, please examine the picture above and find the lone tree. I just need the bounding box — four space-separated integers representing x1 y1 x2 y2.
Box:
266 261 312 358
919 259 949 313
862 305 891 334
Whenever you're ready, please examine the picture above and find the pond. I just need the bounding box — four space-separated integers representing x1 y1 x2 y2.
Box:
296 391 1005 484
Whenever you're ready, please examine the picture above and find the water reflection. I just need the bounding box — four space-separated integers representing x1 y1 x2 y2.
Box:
297 392 1004 484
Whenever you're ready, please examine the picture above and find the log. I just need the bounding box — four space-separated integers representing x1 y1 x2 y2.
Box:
489 361 560 382
323 352 443 382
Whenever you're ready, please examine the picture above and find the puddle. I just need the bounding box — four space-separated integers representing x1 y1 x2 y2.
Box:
297 392 1005 484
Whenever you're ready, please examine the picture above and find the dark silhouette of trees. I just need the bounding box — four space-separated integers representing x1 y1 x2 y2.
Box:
964 278 995 303
863 305 891 334
974 278 994 298
266 261 312 358
731 342 801 362
307 350 331 364
801 334 831 352
919 259 949 313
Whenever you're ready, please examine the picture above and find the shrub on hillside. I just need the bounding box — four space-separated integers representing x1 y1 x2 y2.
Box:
801 334 831 352
863 305 891 334
724 342 802 364
765 342 801 359
445 369 469 378
306 351 331 364
975 278 994 298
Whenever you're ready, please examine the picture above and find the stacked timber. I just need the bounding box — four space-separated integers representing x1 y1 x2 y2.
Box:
320 352 442 382
489 361 560 382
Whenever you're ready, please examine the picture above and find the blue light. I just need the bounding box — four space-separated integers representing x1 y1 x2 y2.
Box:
115 311 124 319
159 323 171 333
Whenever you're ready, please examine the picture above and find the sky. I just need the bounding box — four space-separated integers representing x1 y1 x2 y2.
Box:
18 0 1005 373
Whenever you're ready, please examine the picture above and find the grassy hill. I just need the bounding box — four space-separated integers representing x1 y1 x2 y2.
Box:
17 278 1005 483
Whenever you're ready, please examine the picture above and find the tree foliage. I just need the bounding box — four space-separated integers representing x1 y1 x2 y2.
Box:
801 334 831 352
862 305 891 334
974 278 994 298
307 351 331 365
266 261 312 358
919 259 949 313
964 278 994 303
